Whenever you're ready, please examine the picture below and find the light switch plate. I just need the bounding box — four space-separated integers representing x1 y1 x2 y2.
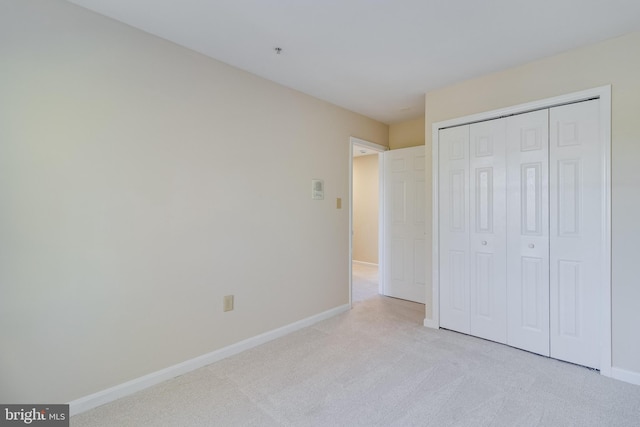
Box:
223 295 234 312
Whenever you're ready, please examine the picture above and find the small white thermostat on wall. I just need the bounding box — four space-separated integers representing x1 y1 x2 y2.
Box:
312 179 324 200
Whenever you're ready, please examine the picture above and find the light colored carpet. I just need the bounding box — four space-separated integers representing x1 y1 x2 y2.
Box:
72 263 640 426
351 262 379 303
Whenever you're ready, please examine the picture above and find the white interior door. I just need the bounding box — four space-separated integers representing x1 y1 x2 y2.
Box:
506 110 550 356
549 99 601 369
438 126 470 332
469 118 508 343
382 146 426 303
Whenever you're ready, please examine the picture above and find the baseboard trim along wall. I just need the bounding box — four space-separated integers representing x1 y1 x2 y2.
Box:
69 303 351 416
352 260 378 267
611 367 640 386
423 317 438 329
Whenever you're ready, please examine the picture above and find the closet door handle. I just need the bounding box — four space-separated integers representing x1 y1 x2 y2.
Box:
528 243 535 248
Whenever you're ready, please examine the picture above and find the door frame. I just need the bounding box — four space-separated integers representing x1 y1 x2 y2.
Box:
428 86 612 377
349 137 388 307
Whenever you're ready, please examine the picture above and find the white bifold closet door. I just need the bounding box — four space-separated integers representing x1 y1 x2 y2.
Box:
438 99 602 369
549 100 602 369
439 125 471 333
439 118 508 344
469 119 508 344
506 109 550 356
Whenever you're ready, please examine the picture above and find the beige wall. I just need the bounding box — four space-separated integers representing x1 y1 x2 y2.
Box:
389 117 426 149
424 31 640 375
352 155 379 264
0 0 388 403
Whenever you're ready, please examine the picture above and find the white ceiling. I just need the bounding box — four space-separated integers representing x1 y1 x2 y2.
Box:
67 0 640 124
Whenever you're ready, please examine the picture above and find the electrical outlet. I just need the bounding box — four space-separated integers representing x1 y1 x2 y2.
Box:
223 295 234 312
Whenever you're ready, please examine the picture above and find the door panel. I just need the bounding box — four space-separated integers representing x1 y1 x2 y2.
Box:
469 119 507 343
506 110 550 356
521 163 543 235
520 256 545 331
438 126 470 332
549 99 601 369
383 146 426 303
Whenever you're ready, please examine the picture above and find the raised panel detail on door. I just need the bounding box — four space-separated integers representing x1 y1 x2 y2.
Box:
550 99 601 369
383 145 426 303
415 179 425 224
414 239 426 288
475 135 493 157
439 126 470 333
391 238 405 281
469 118 507 343
520 256 544 331
521 163 542 235
449 136 466 160
449 170 466 232
558 159 581 236
392 181 406 223
474 252 493 318
449 250 467 312
507 109 550 356
520 127 543 151
475 168 493 233
557 260 581 337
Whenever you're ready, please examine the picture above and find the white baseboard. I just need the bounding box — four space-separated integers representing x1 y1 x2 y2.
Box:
352 260 378 267
610 367 640 386
69 303 350 416
423 317 439 329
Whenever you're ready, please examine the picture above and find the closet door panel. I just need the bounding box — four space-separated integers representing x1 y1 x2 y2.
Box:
506 110 550 356
550 99 601 369
469 119 507 343
439 126 470 333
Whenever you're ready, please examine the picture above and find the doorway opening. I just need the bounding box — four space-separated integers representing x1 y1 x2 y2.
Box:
349 137 387 306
